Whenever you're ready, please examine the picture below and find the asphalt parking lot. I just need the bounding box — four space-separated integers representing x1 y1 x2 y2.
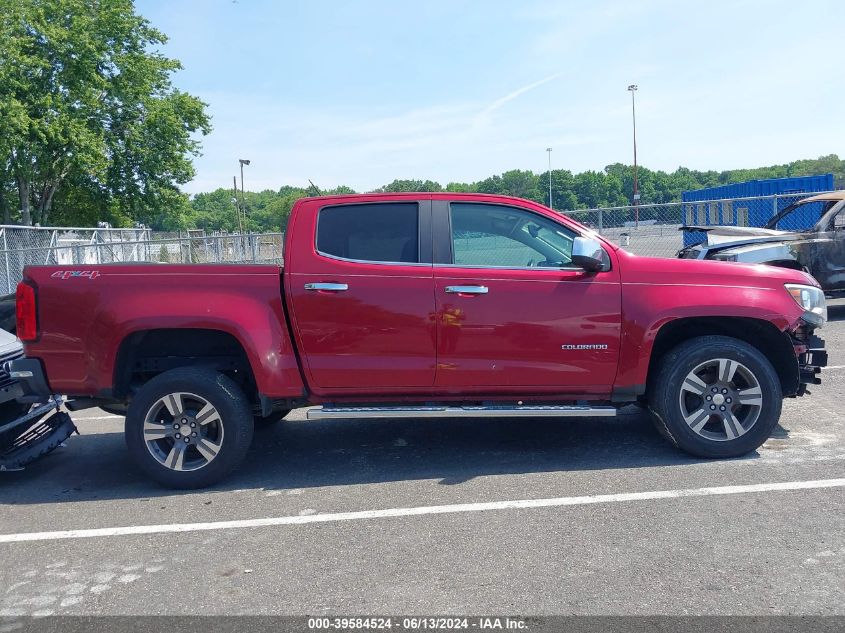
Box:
1 301 844 617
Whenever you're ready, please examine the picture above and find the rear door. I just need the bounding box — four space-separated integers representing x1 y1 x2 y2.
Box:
432 200 621 393
286 199 436 391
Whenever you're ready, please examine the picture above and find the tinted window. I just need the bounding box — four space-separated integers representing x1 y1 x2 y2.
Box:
317 203 419 263
450 203 575 268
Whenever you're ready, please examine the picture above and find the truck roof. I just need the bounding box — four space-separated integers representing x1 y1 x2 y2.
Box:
300 192 550 204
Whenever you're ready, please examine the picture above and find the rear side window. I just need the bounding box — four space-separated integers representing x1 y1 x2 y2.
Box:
317 203 419 263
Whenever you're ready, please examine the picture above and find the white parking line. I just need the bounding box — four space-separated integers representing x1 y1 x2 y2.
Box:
70 415 123 421
1 478 843 545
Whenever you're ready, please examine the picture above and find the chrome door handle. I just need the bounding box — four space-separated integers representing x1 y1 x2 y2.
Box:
445 285 488 295
304 283 348 292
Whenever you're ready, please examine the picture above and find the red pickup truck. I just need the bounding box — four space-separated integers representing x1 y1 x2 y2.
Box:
10 193 828 487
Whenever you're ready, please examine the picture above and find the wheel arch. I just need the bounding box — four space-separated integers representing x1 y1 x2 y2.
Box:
113 328 258 402
646 317 799 398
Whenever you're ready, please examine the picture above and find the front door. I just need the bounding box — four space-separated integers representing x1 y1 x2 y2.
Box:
432 200 621 393
286 200 436 391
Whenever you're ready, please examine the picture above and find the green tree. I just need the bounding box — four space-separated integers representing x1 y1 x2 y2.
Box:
0 0 210 227
375 179 443 193
185 154 842 233
475 169 542 202
444 181 476 193
191 189 241 233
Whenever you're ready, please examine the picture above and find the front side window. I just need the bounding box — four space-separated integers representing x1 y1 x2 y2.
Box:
449 203 576 268
317 203 419 263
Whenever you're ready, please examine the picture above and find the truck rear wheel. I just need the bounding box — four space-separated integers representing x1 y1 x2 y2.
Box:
125 368 254 488
648 335 782 458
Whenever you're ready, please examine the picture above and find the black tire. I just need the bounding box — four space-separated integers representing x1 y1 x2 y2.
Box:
125 368 254 488
254 409 291 426
648 335 782 458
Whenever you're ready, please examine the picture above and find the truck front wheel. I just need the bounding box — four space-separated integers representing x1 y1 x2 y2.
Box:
648 335 782 458
125 368 254 488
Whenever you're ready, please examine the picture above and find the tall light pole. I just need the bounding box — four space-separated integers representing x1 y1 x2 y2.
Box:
627 85 639 227
239 159 250 232
232 176 243 234
546 147 553 210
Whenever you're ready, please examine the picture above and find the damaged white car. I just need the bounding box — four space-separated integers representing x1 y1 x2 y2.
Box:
678 191 845 293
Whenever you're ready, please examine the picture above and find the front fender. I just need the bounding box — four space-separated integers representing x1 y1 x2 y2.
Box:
614 253 807 390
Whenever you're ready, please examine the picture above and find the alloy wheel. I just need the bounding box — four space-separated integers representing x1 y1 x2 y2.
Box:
142 392 225 471
677 358 764 442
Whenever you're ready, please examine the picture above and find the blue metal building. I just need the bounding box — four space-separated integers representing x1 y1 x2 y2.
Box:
681 174 834 246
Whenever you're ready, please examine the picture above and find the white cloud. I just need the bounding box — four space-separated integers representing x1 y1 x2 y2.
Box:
475 72 565 122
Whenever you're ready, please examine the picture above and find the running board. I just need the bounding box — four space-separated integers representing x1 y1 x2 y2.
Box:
307 404 617 420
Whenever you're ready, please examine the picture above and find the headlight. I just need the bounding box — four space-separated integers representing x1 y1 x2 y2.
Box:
785 284 827 327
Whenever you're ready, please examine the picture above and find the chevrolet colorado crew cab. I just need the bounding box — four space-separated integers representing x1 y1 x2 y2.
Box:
10 193 828 488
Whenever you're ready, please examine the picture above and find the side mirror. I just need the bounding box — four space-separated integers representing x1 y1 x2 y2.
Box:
571 236 607 272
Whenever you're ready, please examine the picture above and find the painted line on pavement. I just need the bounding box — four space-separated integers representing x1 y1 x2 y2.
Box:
1 478 843 544
69 415 123 420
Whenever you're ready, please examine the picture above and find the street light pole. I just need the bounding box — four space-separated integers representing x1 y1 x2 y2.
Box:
239 159 250 233
627 85 639 228
232 176 243 234
546 147 553 210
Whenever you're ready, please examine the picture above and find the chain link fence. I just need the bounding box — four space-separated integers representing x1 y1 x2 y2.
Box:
0 227 284 294
561 191 834 258
0 191 835 293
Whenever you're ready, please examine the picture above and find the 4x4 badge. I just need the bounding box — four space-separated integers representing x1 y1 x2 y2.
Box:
51 270 101 280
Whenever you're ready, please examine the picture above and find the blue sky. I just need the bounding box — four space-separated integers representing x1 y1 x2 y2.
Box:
138 0 845 194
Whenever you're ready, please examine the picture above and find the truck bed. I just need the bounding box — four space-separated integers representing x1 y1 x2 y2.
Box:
21 263 302 399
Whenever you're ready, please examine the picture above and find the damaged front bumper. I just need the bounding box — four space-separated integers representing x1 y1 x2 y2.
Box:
792 332 827 396
0 360 76 471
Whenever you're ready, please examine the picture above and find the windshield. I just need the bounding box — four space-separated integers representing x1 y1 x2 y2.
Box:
765 199 838 231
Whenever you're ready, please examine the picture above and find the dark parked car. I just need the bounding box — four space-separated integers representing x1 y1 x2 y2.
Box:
679 191 845 293
0 292 16 333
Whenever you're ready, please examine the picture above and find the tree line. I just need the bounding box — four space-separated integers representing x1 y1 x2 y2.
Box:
192 155 845 233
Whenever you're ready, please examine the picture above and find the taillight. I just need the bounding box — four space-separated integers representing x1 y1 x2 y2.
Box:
16 282 37 342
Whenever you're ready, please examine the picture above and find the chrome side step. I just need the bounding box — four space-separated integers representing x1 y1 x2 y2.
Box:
307 404 617 420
